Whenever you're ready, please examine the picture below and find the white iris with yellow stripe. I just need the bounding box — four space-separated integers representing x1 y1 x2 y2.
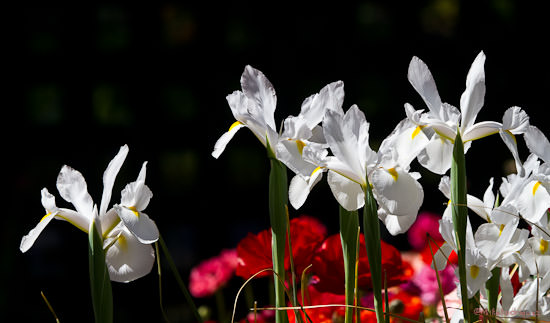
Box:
405 51 530 175
20 145 158 283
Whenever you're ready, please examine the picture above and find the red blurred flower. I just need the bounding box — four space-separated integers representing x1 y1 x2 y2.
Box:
408 211 458 265
189 249 238 298
311 233 408 294
236 215 327 280
287 283 345 323
361 289 423 323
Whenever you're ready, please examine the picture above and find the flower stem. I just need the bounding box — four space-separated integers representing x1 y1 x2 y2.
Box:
451 132 471 323
363 179 384 323
88 219 113 323
267 146 289 323
339 206 360 323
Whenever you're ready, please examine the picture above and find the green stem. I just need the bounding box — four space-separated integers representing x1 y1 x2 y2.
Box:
362 179 384 323
451 132 471 323
158 234 203 323
88 219 113 323
215 289 228 323
267 146 289 323
339 206 360 323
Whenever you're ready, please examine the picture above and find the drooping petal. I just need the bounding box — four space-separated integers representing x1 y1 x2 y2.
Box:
378 118 430 169
502 106 530 134
431 242 454 271
327 171 364 211
100 145 128 217
20 212 56 252
114 205 159 244
240 65 277 131
524 125 550 164
460 51 486 131
371 167 423 217
288 168 324 210
212 120 246 159
517 180 550 223
56 165 94 219
461 121 501 142
408 56 443 118
417 135 454 175
378 208 418 235
104 225 156 283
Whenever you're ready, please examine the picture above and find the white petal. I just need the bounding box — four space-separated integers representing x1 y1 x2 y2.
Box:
417 135 454 175
524 125 550 164
408 56 443 117
121 162 153 211
100 145 129 217
466 194 490 222
212 122 245 159
499 267 513 312
327 170 364 211
371 167 423 217
378 118 430 168
378 209 417 235
56 165 94 219
20 213 56 252
431 242 454 271
300 81 344 129
114 205 159 244
499 128 525 177
240 65 277 130
502 106 529 134
461 121 501 142
288 169 323 210
105 226 156 282
517 180 550 223
460 51 486 131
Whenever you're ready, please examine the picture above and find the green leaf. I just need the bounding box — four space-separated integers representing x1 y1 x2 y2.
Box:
451 131 471 323
339 206 359 323
88 219 113 323
362 178 384 323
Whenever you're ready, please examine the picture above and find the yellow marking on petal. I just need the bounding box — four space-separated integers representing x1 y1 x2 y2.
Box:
498 224 505 237
117 234 128 252
295 140 306 155
505 130 517 145
128 206 140 218
533 181 542 196
311 166 322 177
40 212 52 222
540 239 548 255
411 125 425 139
447 199 451 206
229 120 243 132
387 168 399 181
470 265 480 279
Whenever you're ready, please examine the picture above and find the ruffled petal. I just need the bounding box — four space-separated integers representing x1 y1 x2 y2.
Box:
240 65 277 130
56 165 94 219
524 125 550 164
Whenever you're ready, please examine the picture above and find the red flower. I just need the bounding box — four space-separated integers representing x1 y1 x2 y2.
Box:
236 215 327 280
311 233 408 294
287 284 345 323
361 289 423 323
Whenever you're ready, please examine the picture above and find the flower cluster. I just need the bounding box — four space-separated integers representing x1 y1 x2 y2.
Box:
20 145 159 283
189 249 238 298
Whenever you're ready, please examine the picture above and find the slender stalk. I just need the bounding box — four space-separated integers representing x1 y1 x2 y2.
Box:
88 219 113 323
267 145 289 323
158 234 203 323
40 291 61 323
339 206 360 323
451 132 471 323
155 242 171 323
362 178 384 323
286 206 303 323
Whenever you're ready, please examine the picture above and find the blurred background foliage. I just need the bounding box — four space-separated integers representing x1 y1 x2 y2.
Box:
6 1 549 321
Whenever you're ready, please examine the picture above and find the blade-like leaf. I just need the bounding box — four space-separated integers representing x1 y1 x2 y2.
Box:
89 219 113 323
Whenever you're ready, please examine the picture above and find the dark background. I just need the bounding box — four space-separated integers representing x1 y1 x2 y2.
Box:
5 1 549 322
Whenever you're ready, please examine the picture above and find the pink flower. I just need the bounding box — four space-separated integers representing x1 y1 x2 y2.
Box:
189 249 238 298
407 211 443 251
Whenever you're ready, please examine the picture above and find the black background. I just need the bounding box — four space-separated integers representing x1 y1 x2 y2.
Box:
5 1 550 322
